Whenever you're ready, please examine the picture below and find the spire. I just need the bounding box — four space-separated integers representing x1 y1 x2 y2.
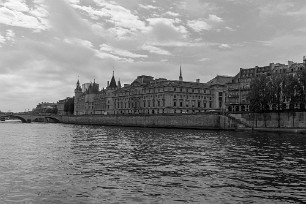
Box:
109 71 118 89
118 78 122 88
75 77 81 91
179 65 183 81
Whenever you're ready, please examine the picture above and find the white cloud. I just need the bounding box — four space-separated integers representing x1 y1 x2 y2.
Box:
0 2 49 31
100 44 148 58
187 19 212 32
139 4 157 10
6 29 15 41
2 0 29 13
147 18 187 34
142 44 172 55
72 1 147 37
225 26 236 31
0 34 5 46
199 58 210 62
219 44 231 49
208 14 223 23
95 50 129 62
64 38 93 49
165 11 180 17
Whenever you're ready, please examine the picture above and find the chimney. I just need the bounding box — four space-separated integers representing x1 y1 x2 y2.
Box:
196 79 200 83
107 81 109 87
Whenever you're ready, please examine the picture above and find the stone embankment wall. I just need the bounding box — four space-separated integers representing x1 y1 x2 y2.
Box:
62 114 239 130
230 112 306 128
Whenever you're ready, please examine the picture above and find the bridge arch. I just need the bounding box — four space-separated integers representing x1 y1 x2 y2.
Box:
7 115 28 123
45 116 61 123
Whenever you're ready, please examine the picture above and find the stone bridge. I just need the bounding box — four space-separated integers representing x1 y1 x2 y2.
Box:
0 114 62 123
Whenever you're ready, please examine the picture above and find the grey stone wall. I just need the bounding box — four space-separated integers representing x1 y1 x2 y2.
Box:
62 114 236 130
230 112 306 128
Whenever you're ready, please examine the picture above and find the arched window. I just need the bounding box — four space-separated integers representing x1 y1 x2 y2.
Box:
241 106 245 112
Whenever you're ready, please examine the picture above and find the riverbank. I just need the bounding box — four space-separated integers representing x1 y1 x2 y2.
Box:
62 114 239 130
239 127 306 134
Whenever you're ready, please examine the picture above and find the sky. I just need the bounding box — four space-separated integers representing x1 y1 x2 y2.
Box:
1 0 306 112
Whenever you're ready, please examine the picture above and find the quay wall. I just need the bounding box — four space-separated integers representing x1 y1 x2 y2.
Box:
230 112 306 128
62 114 238 130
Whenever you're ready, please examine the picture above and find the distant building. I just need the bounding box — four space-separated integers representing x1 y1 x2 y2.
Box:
73 56 306 115
34 102 57 114
74 69 231 115
226 57 306 112
57 97 72 115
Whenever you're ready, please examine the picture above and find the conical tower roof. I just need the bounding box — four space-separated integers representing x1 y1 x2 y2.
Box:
109 71 117 89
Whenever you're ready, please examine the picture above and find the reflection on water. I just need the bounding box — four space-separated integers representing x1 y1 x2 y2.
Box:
0 122 305 203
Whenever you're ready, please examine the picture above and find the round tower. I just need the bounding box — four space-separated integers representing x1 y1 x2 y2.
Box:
74 79 82 115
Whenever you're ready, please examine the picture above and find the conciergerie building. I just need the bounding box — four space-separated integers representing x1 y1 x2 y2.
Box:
73 56 306 116
74 68 231 115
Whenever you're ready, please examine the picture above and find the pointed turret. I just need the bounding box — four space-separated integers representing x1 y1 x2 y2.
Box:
109 71 118 89
75 78 81 92
118 79 122 88
179 66 183 81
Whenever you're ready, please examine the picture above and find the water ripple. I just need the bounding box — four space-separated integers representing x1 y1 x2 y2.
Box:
0 122 306 203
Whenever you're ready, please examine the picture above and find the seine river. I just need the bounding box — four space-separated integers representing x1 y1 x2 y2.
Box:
1 121 306 204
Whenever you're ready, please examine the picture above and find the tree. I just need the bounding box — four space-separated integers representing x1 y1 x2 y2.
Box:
64 97 74 115
248 74 270 113
283 74 302 127
248 74 271 127
268 74 285 127
297 69 306 107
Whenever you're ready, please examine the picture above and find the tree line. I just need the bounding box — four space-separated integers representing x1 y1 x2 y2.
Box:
248 70 306 113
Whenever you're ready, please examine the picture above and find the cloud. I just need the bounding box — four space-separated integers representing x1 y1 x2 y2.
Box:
141 44 172 55
139 4 157 10
225 26 236 31
100 44 148 58
64 38 94 49
218 43 231 49
199 57 210 62
146 18 188 42
259 1 295 17
208 14 223 23
2 0 29 12
71 1 147 38
0 0 49 31
165 11 180 17
187 19 212 32
147 18 187 34
0 34 5 46
0 6 49 31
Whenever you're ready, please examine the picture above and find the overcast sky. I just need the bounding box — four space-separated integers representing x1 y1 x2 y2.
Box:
1 0 306 112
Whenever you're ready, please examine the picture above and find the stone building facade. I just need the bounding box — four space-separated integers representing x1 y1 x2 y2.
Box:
73 56 306 115
226 57 306 112
74 70 230 115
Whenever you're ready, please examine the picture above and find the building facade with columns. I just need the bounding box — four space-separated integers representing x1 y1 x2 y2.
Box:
74 70 231 115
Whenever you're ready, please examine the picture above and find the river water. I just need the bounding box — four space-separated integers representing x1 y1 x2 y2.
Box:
0 121 305 204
